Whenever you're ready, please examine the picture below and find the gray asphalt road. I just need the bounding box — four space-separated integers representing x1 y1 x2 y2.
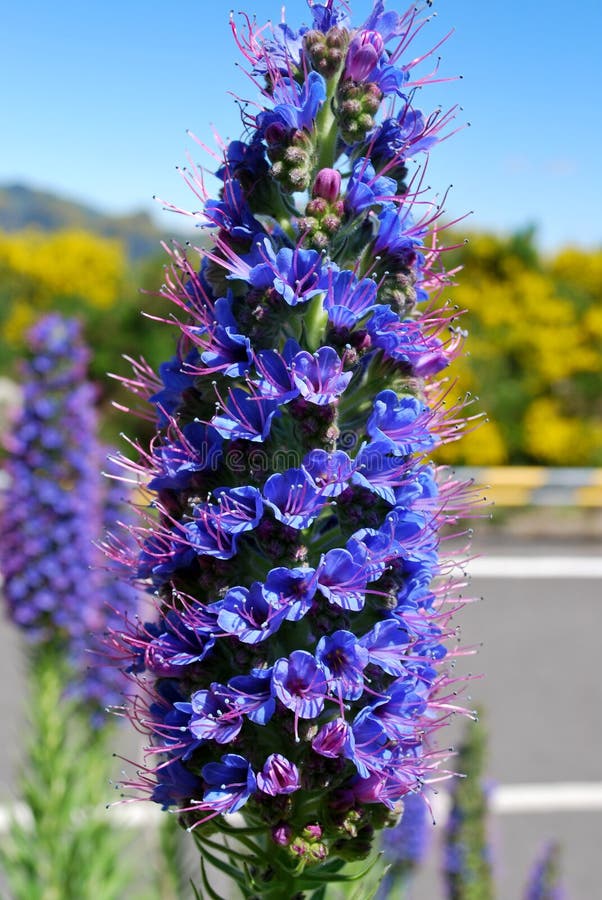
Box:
1 536 600 899
411 536 602 900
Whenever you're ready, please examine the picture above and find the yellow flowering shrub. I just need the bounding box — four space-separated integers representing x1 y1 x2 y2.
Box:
0 229 126 351
435 230 602 466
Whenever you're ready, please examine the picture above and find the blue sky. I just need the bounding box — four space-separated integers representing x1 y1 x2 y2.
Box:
3 0 601 251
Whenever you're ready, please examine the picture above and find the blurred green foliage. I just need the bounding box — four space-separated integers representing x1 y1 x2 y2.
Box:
1 225 600 464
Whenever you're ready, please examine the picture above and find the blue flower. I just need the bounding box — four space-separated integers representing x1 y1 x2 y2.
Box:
346 158 397 215
0 316 137 722
369 109 438 173
316 630 369 700
271 651 328 721
211 387 281 442
262 468 323 529
201 754 257 814
359 620 411 676
317 548 368 612
263 566 319 621
150 351 200 423
152 760 204 810
226 668 275 725
291 347 352 405
216 138 269 186
148 422 223 491
256 71 326 135
253 341 301 402
249 246 331 307
217 583 287 644
303 449 354 497
184 685 244 744
205 179 263 244
352 439 407 503
366 306 449 375
323 270 379 328
367 389 435 455
199 295 253 376
144 612 216 676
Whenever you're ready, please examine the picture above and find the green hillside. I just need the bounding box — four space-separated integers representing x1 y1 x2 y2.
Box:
0 183 165 259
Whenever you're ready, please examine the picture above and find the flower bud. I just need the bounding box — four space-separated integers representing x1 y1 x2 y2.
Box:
344 31 384 82
313 168 342 202
272 823 293 846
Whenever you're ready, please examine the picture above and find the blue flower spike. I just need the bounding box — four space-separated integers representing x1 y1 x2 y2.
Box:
112 2 480 895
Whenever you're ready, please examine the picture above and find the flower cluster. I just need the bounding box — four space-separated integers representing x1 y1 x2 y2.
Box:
112 0 477 884
0 314 137 721
524 843 565 900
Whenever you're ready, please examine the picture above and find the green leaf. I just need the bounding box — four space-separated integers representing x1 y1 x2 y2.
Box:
198 859 225 900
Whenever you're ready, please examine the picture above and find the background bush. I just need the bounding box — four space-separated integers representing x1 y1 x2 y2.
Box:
1 224 600 465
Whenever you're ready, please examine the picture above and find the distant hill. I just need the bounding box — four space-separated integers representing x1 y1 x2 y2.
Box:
0 183 169 260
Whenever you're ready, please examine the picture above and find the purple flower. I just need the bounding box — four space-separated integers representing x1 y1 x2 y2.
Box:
291 347 352 405
313 168 342 202
303 449 354 497
257 754 300 796
344 30 384 82
271 651 328 721
342 28 406 94
183 684 244 744
312 717 355 759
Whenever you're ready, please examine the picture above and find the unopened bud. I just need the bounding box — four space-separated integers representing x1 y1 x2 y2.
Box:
344 31 384 82
313 168 342 202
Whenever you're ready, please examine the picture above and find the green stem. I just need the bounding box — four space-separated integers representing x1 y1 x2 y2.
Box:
315 91 339 173
0 646 137 900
